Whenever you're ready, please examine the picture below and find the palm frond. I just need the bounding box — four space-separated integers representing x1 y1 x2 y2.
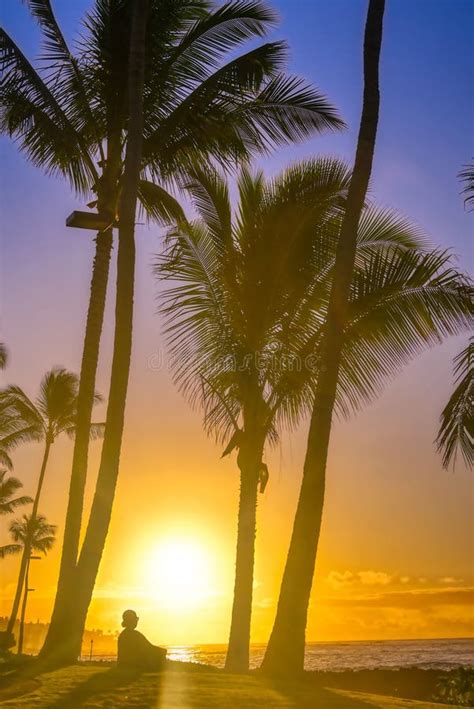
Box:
338 249 473 417
0 29 96 194
437 338 473 468
0 544 22 559
138 180 186 225
459 161 474 210
23 0 104 158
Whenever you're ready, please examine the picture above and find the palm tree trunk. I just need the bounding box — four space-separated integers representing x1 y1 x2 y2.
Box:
261 0 386 676
17 557 30 654
225 436 263 673
39 0 149 666
7 439 51 635
40 227 113 658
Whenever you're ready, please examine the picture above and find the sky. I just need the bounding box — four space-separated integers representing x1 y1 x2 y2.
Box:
0 0 473 650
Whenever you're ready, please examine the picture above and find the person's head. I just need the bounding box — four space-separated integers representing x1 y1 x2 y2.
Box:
122 609 139 630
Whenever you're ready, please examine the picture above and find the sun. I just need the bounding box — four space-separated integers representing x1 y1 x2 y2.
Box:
143 537 217 610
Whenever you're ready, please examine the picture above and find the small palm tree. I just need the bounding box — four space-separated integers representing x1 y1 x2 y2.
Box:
1 368 102 633
437 338 473 469
1 513 56 560
0 470 32 518
1 514 56 654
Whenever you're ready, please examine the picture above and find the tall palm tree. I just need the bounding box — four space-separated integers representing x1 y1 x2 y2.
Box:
0 470 32 517
44 0 150 666
157 159 352 670
262 0 386 676
261 1 462 676
0 368 102 634
437 338 473 469
156 158 472 670
1 0 343 662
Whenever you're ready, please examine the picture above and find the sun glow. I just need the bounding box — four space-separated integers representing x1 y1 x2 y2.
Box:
144 537 217 610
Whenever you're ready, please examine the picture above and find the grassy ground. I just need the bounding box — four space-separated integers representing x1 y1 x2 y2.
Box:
0 664 462 708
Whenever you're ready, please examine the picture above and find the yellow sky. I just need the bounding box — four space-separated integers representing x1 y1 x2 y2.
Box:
1 292 472 645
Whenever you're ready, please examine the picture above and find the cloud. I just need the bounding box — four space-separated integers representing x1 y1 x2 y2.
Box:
327 570 392 589
358 571 392 586
324 587 474 610
327 571 354 589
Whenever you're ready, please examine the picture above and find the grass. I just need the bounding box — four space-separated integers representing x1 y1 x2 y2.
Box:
0 663 462 708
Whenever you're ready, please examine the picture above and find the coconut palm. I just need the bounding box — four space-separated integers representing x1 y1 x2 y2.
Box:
437 338 473 469
1 513 56 560
1 0 343 663
1 368 102 634
47 0 150 666
157 158 353 670
262 0 470 675
156 155 473 670
1 514 56 655
0 470 32 518
261 0 385 675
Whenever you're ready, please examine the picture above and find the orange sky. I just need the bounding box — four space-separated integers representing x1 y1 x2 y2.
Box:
1 0 473 648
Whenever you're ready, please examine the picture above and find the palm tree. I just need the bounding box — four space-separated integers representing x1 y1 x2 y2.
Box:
437 338 473 469
1 0 343 663
0 470 32 518
261 0 386 676
156 156 473 670
1 514 56 653
47 0 150 667
261 0 467 675
0 368 102 635
157 159 354 671
0 513 55 561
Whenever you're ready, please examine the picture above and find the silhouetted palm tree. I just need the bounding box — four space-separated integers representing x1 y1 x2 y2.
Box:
437 338 473 469
157 154 472 670
262 0 387 675
262 0 469 675
1 1 343 663
0 470 32 518
158 158 351 670
1 514 56 655
45 0 150 666
1 368 102 634
1 513 56 560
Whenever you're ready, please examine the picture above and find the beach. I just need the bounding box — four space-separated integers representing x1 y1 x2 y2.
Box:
0 661 469 708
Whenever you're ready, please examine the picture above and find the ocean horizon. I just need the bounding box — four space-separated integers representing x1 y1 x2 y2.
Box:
82 637 474 672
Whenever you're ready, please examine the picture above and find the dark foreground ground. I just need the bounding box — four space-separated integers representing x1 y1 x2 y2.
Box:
0 662 465 708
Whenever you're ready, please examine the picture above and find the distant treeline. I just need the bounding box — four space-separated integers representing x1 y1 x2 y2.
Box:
0 617 118 657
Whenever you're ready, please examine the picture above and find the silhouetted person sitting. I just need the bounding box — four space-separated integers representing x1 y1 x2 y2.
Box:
117 610 166 671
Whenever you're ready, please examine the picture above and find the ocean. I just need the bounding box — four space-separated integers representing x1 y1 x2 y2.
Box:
86 638 474 671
